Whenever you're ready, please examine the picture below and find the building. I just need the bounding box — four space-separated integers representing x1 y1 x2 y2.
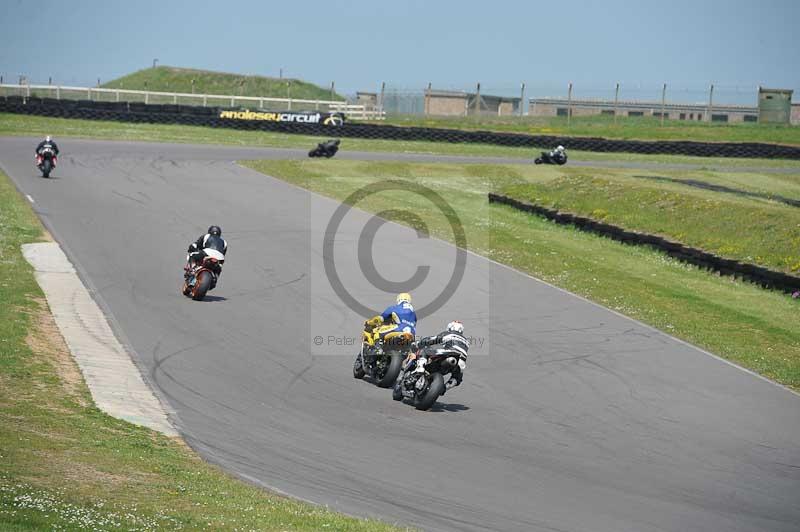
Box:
758 87 793 124
792 103 800 125
425 89 521 117
529 97 759 123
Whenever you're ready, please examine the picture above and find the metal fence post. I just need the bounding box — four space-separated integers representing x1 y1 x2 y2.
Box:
520 83 525 116
474 82 481 116
203 94 207 107
425 82 431 115
707 84 714 122
614 82 619 125
87 87 91 100
145 91 149 105
173 93 177 104
231 96 235 108
380 81 386 115
567 82 573 127
116 89 120 102
660 83 667 126
56 86 60 100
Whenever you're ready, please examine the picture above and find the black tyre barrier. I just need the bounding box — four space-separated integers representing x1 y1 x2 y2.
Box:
2 97 800 159
487 192 800 294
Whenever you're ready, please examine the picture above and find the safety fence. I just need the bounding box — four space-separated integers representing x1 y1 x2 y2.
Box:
487 193 800 294
0 83 384 120
2 95 799 159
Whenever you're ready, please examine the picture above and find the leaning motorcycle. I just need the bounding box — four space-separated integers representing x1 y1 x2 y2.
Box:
36 147 57 178
181 249 224 301
308 139 340 158
534 151 567 165
392 349 459 410
353 324 413 388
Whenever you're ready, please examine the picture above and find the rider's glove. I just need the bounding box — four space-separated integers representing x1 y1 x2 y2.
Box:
458 359 466 371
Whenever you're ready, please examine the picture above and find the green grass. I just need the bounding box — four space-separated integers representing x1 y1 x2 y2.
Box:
501 169 800 273
102 65 345 101
0 168 403 531
242 159 800 390
379 114 800 146
4 112 800 169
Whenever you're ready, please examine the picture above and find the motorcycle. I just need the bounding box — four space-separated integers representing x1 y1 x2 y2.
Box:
308 139 340 158
181 249 225 301
36 147 57 177
353 324 413 388
392 348 460 410
534 150 567 165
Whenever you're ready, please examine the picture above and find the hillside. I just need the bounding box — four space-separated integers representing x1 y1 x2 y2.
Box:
102 66 345 101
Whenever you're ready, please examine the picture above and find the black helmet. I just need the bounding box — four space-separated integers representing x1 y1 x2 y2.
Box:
208 225 222 236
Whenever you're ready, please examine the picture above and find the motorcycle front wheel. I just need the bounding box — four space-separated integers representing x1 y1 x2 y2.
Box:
41 160 51 178
414 373 445 411
353 352 366 379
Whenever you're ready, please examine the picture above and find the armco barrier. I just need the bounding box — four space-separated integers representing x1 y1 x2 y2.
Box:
3 96 800 159
488 192 800 294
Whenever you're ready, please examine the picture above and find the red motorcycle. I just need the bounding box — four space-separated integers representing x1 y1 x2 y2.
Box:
181 249 225 301
36 147 57 178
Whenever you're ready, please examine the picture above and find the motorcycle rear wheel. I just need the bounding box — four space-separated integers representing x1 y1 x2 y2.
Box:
192 271 212 301
376 354 403 388
414 373 445 411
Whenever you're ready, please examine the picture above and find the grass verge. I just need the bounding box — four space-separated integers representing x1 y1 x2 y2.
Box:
0 167 403 531
241 159 800 390
3 112 800 169
500 169 800 274
379 114 800 146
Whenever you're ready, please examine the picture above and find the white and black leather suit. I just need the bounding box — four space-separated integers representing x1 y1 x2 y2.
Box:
187 233 228 275
416 330 470 386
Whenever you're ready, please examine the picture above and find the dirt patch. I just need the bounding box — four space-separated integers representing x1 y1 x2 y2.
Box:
25 297 90 407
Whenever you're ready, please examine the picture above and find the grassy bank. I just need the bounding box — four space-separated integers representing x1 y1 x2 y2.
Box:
501 169 800 273
0 168 402 531
102 66 345 101
4 112 800 169
242 159 800 390
380 114 800 146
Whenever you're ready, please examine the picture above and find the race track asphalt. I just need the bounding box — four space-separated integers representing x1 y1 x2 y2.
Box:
2 137 799 532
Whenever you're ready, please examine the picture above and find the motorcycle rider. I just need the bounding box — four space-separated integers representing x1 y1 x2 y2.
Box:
363 292 417 352
400 320 469 391
548 145 566 162
35 135 60 166
186 225 228 277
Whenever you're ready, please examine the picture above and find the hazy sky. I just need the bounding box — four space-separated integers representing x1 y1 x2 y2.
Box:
2 0 798 100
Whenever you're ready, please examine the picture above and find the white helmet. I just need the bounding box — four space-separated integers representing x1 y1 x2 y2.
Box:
45 135 51 142
556 145 565 151
446 320 464 334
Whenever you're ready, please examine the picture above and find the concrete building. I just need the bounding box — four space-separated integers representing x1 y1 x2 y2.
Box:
529 97 759 123
425 89 521 116
792 103 800 125
758 87 793 124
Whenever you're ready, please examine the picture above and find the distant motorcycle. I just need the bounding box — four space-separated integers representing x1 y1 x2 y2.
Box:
534 150 567 165
353 324 413 388
308 139 340 158
36 147 57 177
392 348 460 410
181 249 225 301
